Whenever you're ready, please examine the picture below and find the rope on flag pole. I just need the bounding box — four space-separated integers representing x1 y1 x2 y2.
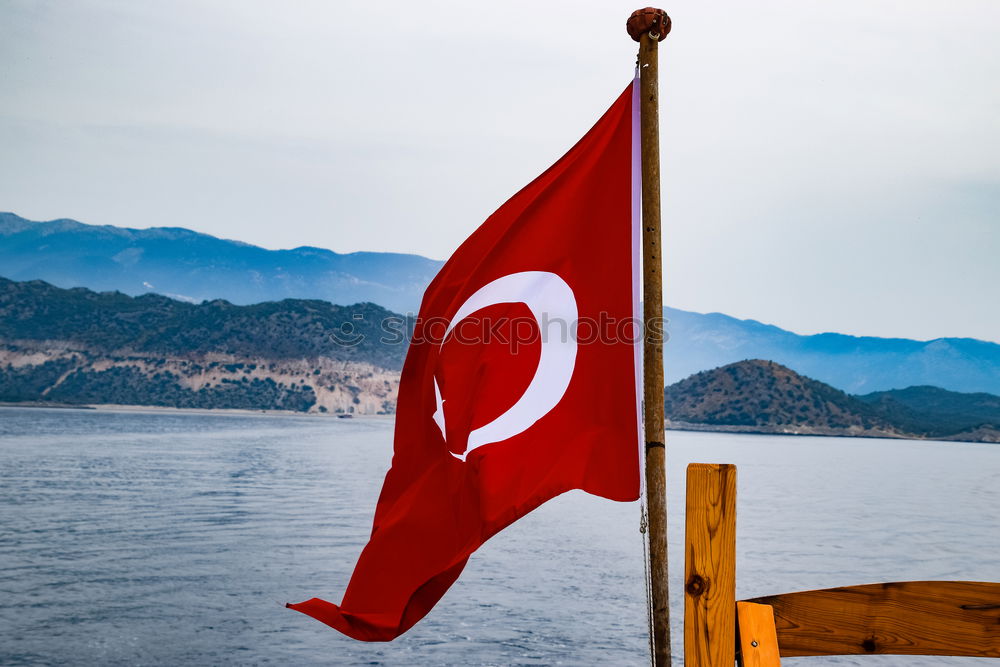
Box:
640 502 656 666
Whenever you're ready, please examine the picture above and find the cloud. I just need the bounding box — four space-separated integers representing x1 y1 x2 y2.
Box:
1 0 997 341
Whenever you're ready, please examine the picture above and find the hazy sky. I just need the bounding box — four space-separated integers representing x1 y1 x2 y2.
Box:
2 0 998 342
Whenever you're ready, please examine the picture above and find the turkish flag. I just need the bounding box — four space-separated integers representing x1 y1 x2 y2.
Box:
288 79 641 641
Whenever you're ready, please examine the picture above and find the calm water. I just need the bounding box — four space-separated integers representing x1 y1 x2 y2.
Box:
1 407 997 666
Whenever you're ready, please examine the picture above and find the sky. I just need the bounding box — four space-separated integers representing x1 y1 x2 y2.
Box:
1 0 998 342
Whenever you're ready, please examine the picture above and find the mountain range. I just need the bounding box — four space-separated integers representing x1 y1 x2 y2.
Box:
0 212 439 314
3 276 999 442
2 212 998 395
663 308 1000 394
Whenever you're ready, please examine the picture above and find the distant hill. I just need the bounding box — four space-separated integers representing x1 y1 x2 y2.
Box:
856 386 1000 439
0 212 441 314
4 211 998 396
0 277 410 414
665 360 1000 443
664 308 1000 395
664 359 897 435
0 277 408 369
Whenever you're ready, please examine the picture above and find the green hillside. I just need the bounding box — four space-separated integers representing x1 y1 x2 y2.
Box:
0 278 406 413
0 277 410 370
856 385 1000 438
665 360 1000 443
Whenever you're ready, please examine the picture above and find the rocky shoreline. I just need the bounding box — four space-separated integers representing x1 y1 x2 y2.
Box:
0 342 399 415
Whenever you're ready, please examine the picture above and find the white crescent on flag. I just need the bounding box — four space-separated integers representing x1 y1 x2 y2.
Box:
433 271 578 461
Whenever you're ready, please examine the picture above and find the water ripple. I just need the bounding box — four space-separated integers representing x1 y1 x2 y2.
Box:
1 407 997 665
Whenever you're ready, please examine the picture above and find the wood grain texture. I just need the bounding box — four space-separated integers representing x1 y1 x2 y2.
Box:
684 463 737 667
736 602 781 667
746 581 1000 657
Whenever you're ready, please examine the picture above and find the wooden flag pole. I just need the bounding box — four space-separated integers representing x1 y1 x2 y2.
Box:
628 7 672 666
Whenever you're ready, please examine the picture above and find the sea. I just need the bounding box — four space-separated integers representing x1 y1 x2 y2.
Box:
1 406 997 666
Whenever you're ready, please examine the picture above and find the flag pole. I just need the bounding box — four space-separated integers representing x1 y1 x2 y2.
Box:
628 7 672 666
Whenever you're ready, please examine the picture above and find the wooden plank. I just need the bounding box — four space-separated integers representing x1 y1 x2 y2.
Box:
746 581 1000 657
684 463 737 667
736 602 781 666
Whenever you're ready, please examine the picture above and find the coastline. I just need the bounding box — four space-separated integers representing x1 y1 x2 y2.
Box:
665 419 1000 445
0 401 394 420
2 402 993 443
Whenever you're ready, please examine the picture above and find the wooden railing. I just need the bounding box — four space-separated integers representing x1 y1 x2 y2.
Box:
683 463 1000 666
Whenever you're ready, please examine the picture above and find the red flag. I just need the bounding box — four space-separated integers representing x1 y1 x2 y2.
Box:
288 79 641 641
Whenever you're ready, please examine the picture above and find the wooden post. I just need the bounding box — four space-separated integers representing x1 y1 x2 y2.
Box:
684 463 737 667
628 6 672 666
736 602 782 667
